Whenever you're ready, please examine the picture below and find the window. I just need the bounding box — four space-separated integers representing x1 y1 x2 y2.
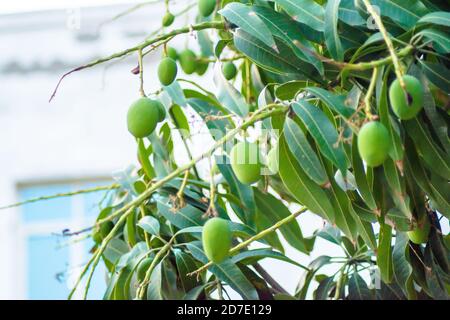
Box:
19 181 110 299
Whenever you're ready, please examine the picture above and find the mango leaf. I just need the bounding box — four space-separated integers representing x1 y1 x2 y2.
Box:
293 100 349 175
252 6 324 74
186 242 258 300
219 3 277 51
404 118 450 180
103 238 129 265
316 225 342 245
272 0 325 32
157 199 204 229
283 118 329 186
214 67 248 118
147 261 163 300
232 248 305 268
419 60 450 93
324 0 344 61
339 0 365 26
275 81 308 101
278 136 335 222
304 87 354 119
137 215 160 236
417 28 450 53
169 104 190 139
392 232 415 299
296 255 331 299
233 29 323 84
174 249 201 293
371 0 429 30
348 273 372 300
418 11 450 27
377 223 393 283
315 277 335 300
162 80 187 107
254 188 311 253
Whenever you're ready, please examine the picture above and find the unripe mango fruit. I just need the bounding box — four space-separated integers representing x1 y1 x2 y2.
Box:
407 216 431 244
222 62 237 80
137 257 153 282
230 141 262 184
389 75 424 120
357 121 391 167
162 12 175 27
199 0 216 17
196 60 209 76
179 49 197 74
127 97 160 138
155 101 166 122
166 47 178 60
158 57 177 86
202 217 232 263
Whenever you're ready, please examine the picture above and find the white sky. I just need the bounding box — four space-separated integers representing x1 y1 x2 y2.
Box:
0 0 145 14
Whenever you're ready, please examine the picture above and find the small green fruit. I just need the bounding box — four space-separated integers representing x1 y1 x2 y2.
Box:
166 47 178 60
202 218 232 263
155 101 166 122
158 57 177 86
222 62 237 80
389 75 424 120
407 216 431 244
267 147 279 174
137 257 153 282
198 0 216 17
230 141 262 184
357 121 391 167
127 97 160 138
178 49 197 75
162 12 175 27
196 60 209 75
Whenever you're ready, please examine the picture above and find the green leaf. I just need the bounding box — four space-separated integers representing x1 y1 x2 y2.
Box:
297 255 332 299
162 80 187 107
278 136 335 222
348 273 372 300
272 0 325 32
157 200 204 229
304 87 354 119
392 232 415 299
316 225 342 245
371 0 429 29
233 29 322 83
252 6 324 74
315 277 335 300
146 261 163 300
219 3 277 51
188 98 231 140
254 188 311 253
324 0 344 61
419 60 450 93
283 118 329 186
377 223 393 283
214 64 249 117
293 100 349 175
137 215 160 236
232 248 305 268
186 242 258 300
174 249 201 293
418 11 450 27
169 104 190 139
275 81 308 101
103 238 129 264
417 28 450 53
339 0 365 26
404 118 450 180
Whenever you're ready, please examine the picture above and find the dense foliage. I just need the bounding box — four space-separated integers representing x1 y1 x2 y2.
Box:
48 0 450 300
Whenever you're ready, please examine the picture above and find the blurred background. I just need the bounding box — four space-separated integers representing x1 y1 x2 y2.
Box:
0 0 341 299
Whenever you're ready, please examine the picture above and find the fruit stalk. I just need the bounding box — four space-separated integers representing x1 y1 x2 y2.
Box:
188 207 309 277
361 0 406 90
